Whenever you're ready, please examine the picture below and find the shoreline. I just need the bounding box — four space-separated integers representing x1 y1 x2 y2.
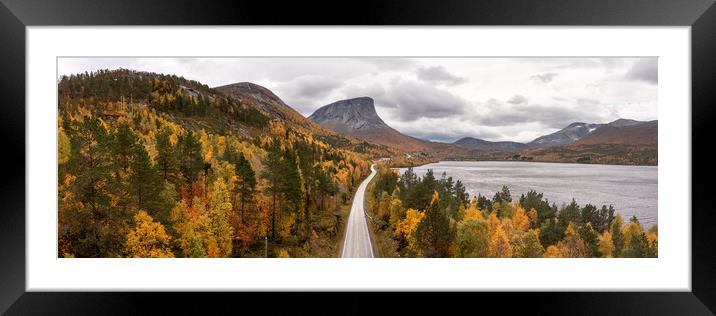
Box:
390 158 658 169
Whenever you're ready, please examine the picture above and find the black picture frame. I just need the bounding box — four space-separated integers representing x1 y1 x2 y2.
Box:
1 0 715 314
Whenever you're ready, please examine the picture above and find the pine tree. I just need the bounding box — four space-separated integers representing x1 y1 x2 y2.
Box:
113 122 137 173
261 139 284 240
179 131 205 194
155 128 178 181
65 117 125 257
129 140 162 213
235 152 257 222
415 191 454 257
611 214 625 257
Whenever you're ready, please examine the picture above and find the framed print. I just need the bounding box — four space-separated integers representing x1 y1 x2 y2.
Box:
2 0 716 314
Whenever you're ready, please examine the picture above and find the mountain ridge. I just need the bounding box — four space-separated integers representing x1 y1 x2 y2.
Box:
453 137 527 152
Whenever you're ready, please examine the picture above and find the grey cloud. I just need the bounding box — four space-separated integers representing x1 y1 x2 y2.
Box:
625 58 657 84
478 100 602 129
375 81 468 121
275 75 344 112
507 94 528 105
530 72 558 83
417 66 467 86
577 98 600 106
393 118 503 143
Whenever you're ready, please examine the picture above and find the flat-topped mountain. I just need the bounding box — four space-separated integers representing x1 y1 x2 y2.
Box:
528 122 605 148
308 97 390 133
309 97 462 154
453 137 527 152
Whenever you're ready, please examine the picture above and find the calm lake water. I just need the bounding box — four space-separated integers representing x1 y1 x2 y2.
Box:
399 161 658 227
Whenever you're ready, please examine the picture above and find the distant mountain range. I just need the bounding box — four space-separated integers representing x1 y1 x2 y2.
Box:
573 119 657 145
305 94 656 165
453 137 527 152
454 119 656 152
212 81 657 165
527 122 605 148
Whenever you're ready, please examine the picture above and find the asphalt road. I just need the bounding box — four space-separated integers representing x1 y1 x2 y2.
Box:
340 163 377 258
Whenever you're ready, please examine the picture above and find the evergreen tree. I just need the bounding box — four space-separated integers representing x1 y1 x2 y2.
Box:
235 152 257 222
129 140 162 214
611 214 625 257
492 185 512 204
155 128 178 181
558 199 582 226
179 131 205 191
454 180 469 209
113 122 137 173
261 139 284 240
415 192 454 257
519 190 556 223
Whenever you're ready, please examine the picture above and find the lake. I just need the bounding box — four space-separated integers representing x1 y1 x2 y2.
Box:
399 161 658 228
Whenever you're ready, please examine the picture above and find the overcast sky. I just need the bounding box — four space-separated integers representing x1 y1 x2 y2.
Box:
58 57 657 143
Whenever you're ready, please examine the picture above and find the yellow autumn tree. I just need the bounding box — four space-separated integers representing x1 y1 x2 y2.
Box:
557 223 591 258
58 128 71 164
512 206 530 232
527 208 539 228
395 208 425 252
487 211 501 234
125 211 174 258
208 179 235 257
388 191 405 230
598 230 615 258
544 245 562 258
276 249 290 258
462 202 484 221
488 223 513 258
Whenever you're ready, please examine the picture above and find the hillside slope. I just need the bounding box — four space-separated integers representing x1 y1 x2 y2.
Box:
454 137 527 152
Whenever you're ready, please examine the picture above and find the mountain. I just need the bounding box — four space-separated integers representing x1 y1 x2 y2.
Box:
453 137 527 152
309 97 461 154
215 83 396 156
528 122 604 148
519 119 658 165
216 82 314 129
572 119 657 145
308 97 390 134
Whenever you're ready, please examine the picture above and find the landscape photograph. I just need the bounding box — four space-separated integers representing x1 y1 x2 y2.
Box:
57 57 658 258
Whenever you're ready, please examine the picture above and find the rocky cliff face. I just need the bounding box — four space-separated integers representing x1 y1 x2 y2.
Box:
308 97 389 133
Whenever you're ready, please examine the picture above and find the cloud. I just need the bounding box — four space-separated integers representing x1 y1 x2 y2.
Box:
625 58 657 84
417 66 466 86
530 72 558 83
507 94 528 105
390 117 503 143
372 80 468 121
477 98 603 129
273 75 344 112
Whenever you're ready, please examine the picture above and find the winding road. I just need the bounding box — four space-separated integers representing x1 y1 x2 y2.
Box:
340 163 377 258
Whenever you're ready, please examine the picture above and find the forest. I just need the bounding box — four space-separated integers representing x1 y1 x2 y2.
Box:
57 69 371 258
366 165 658 258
